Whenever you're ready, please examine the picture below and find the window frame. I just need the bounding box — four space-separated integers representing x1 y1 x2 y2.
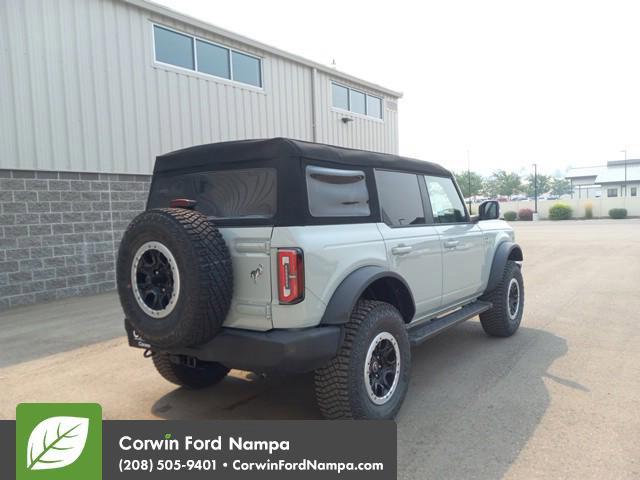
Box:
374 169 432 228
607 188 618 198
422 174 471 225
630 187 637 197
330 81 384 121
152 23 264 90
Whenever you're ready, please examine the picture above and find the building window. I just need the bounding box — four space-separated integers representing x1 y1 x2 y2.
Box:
631 187 637 197
231 51 262 87
196 40 229 78
331 82 383 119
153 25 262 88
607 188 618 197
154 26 194 70
332 84 349 110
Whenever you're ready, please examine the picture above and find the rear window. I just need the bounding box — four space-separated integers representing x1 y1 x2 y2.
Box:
149 168 277 219
306 165 370 217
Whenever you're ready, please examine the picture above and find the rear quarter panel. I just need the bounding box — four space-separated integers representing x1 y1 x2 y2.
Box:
270 224 388 328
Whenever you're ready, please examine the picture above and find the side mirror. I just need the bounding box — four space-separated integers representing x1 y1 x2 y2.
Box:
478 200 500 220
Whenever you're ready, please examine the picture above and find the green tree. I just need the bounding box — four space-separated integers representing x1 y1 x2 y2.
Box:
489 170 523 196
454 171 484 198
524 173 551 197
550 177 571 195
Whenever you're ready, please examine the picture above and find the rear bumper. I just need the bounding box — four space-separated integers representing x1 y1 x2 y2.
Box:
125 320 342 374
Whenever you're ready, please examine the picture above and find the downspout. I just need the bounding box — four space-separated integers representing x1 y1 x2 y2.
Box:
311 68 318 142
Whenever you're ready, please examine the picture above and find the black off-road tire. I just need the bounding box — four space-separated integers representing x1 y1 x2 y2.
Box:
117 208 232 348
479 260 524 337
152 353 230 389
314 300 411 420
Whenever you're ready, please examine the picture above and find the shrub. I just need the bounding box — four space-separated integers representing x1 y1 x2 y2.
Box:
584 202 593 219
609 208 627 219
503 211 517 221
549 203 573 220
518 208 533 221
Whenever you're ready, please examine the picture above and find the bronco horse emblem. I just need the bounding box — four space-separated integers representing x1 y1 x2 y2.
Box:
250 264 264 283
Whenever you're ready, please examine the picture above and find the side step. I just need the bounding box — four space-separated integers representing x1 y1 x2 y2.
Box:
407 301 492 347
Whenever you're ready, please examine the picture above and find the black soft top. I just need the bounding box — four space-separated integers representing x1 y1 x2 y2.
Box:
154 138 451 178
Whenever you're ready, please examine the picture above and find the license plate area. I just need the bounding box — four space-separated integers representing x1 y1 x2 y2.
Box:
124 319 150 349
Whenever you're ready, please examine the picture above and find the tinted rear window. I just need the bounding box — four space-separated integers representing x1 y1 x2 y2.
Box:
149 168 277 219
306 165 370 217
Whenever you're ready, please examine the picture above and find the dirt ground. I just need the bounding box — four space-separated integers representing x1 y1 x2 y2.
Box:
2 219 639 479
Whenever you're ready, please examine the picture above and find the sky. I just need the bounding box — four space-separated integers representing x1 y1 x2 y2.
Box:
154 0 640 177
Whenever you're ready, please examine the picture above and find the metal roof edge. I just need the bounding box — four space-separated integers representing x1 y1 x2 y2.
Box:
123 0 403 98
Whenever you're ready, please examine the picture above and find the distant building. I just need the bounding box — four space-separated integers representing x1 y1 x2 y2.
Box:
565 160 640 199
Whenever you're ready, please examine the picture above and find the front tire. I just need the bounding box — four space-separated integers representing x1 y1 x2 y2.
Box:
152 353 230 389
314 300 411 419
479 260 524 337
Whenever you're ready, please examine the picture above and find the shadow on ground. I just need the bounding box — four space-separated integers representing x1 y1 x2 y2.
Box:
151 322 571 479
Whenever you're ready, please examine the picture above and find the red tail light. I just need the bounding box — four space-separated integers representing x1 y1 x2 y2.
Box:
277 248 304 304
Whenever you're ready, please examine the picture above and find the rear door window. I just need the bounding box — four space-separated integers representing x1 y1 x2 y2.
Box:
149 168 277 219
306 166 370 217
375 170 426 226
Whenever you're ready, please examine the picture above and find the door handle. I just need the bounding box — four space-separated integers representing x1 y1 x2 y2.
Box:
391 245 413 255
444 240 459 249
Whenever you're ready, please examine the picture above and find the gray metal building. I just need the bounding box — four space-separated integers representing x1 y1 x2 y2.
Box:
0 0 402 310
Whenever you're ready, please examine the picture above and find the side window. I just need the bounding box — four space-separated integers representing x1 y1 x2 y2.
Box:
424 176 467 223
375 171 426 226
306 166 370 217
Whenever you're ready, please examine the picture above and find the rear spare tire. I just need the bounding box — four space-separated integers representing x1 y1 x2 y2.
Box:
117 208 232 348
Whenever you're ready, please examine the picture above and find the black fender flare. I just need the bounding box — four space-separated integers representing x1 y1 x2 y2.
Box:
485 242 523 293
320 266 415 325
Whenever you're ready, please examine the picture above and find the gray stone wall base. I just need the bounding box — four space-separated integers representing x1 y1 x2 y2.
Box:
0 169 150 310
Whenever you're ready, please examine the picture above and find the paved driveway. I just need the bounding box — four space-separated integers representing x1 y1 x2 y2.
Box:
2 219 639 479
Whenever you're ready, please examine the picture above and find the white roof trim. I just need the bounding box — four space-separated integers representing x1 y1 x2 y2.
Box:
124 0 403 98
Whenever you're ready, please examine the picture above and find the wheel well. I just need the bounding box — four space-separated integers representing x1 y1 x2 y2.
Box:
508 246 523 261
360 277 415 323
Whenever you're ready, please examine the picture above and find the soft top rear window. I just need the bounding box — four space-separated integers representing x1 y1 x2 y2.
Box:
149 168 277 220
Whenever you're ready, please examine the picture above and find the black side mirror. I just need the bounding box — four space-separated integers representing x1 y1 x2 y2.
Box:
478 200 500 220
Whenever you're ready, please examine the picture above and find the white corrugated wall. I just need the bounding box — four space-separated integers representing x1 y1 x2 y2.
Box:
0 0 399 175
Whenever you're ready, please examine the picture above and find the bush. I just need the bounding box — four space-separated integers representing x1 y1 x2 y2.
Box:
549 203 573 220
503 211 517 221
584 202 593 219
518 208 533 221
609 208 627 219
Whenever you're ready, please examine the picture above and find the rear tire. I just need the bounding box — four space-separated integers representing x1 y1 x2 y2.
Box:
314 300 411 419
152 353 230 389
479 260 524 337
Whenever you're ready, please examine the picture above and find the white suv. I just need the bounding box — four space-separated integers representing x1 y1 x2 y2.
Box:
117 138 524 420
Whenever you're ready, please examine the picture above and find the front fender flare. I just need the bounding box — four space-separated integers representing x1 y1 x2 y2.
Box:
320 266 414 325
485 242 523 293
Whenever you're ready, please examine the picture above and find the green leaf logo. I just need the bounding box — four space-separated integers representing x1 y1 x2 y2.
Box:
26 416 89 471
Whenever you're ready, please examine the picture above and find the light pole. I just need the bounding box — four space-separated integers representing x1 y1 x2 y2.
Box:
533 163 538 213
467 149 472 214
620 149 628 197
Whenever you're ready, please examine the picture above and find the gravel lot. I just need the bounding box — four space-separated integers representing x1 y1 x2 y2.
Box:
2 219 639 479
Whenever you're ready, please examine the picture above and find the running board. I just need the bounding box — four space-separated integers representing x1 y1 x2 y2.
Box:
407 301 493 346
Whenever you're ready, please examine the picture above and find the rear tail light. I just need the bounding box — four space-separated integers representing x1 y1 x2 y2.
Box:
277 248 304 304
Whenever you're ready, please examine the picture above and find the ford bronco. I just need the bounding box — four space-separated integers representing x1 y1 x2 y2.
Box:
117 138 524 420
